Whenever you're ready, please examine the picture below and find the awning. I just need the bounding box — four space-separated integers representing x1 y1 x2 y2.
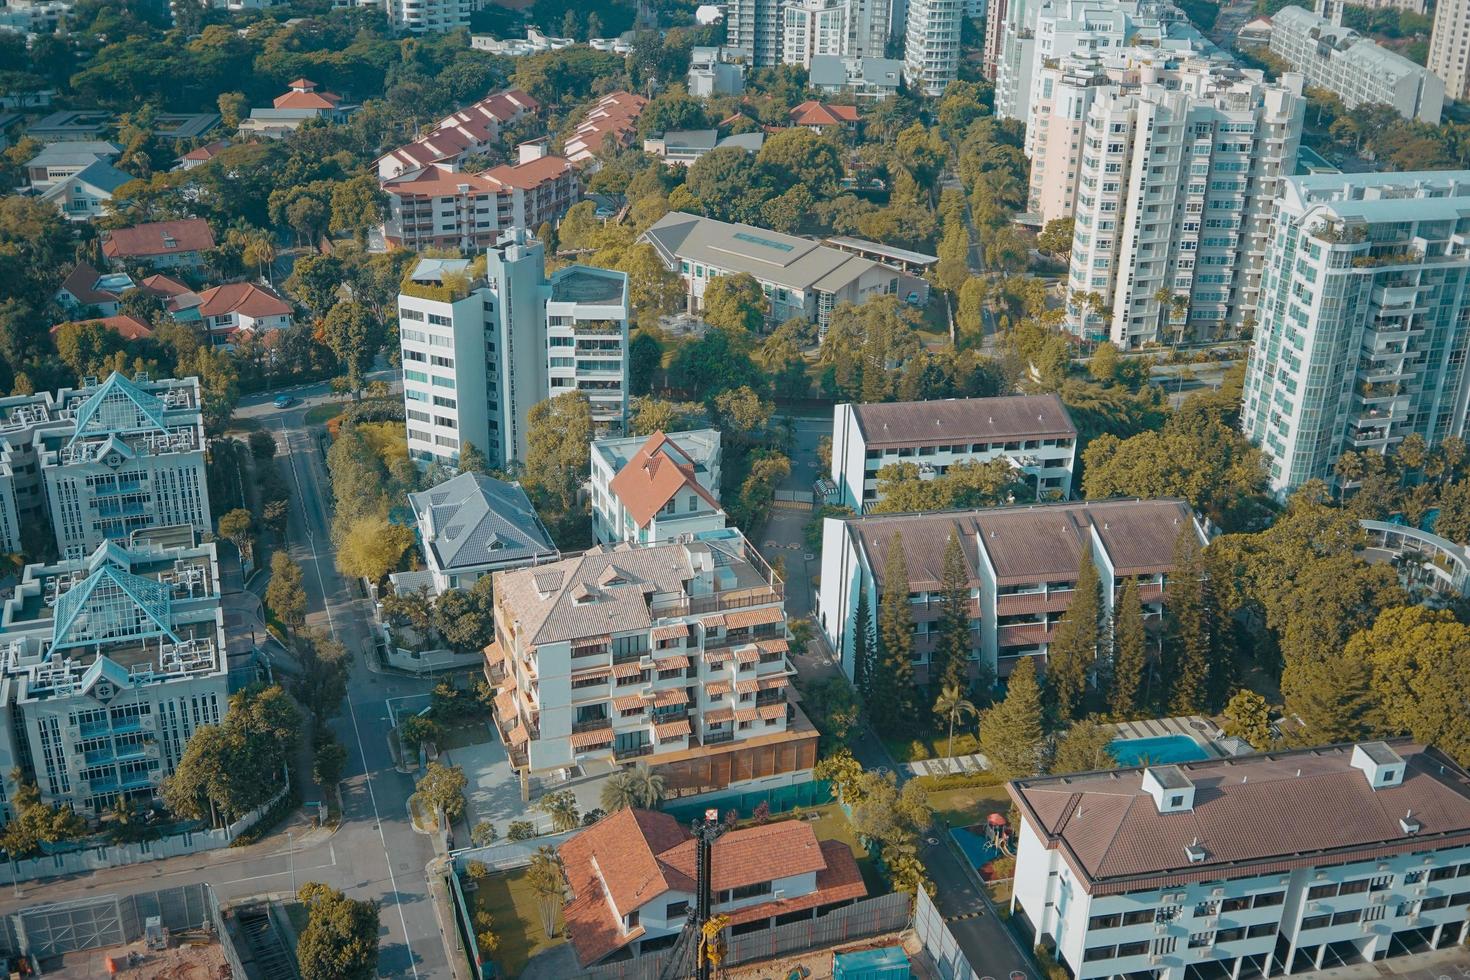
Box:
571 666 611 683
758 676 789 691
651 688 688 707
735 679 759 695
653 654 690 671
704 707 735 724
507 723 530 747
735 708 759 723
705 649 733 664
706 680 732 696
611 661 646 678
494 689 517 717
655 718 692 740
723 606 783 629
652 623 689 641
613 694 647 711
758 703 787 720
736 646 761 664
701 614 726 629
756 638 789 655
571 729 614 750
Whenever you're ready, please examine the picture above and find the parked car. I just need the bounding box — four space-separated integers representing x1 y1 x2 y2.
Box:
273 394 294 408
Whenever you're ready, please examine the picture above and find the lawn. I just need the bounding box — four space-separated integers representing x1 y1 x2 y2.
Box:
804 805 885 893
881 730 982 763
439 718 494 751
303 402 346 426
926 784 1012 831
473 867 566 976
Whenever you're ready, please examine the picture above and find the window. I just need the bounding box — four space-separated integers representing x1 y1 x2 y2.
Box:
1089 913 1122 930
1253 892 1285 908
1121 910 1153 926
1115 941 1149 958
1330 909 1362 926
625 910 639 929
1338 878 1370 895
1083 946 1115 962
666 900 689 919
1307 882 1339 900
723 881 772 902
1429 866 1458 882
1247 922 1275 938
1300 915 1330 930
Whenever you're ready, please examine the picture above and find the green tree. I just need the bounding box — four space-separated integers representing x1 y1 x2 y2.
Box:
217 508 253 562
932 530 975 697
329 174 386 246
934 684 978 759
0 770 86 858
399 715 440 748
1050 717 1116 775
1356 606 1470 765
980 658 1046 780
1164 528 1214 714
701 273 768 334
1047 546 1100 723
320 301 384 395
756 127 844 197
1221 689 1273 751
336 513 416 583
296 882 380 980
1036 216 1074 259
523 392 593 513
313 736 349 789
506 820 537 841
458 441 490 476
266 551 306 633
526 845 566 938
415 761 468 823
535 789 581 832
162 686 299 827
1107 577 1147 719
471 821 498 846
1280 652 1379 745
851 585 877 708
628 330 663 396
873 534 920 735
1435 479 1470 543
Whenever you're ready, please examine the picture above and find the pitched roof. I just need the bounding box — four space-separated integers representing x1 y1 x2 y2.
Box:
138 273 192 298
850 393 1076 447
407 472 559 571
565 91 648 160
50 314 153 341
607 431 723 529
382 154 573 199
273 79 342 111
26 141 121 169
59 261 124 306
789 100 860 126
1010 740 1470 895
197 282 292 320
179 139 230 163
101 218 215 260
559 810 864 965
47 159 133 197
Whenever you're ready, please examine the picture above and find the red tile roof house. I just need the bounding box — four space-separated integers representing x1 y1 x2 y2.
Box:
174 139 231 171
49 314 153 342
788 100 860 132
375 88 539 180
55 261 132 317
197 282 292 346
564 91 649 167
559 808 868 967
100 218 216 272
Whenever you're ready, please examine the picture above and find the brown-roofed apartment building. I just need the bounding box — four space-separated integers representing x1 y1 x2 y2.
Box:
830 394 1078 511
564 91 649 167
558 807 867 966
590 428 726 546
375 89 539 180
1009 739 1470 980
485 530 816 795
380 142 578 253
816 498 1203 686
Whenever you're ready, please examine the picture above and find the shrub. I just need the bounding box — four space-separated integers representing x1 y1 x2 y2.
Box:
466 860 489 880
911 770 1006 791
476 930 500 957
471 820 498 847
752 800 771 825
506 820 536 841
581 808 606 827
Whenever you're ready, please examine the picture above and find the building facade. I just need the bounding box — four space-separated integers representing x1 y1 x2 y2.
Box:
1240 171 1470 495
591 429 726 546
486 530 817 795
1063 66 1305 347
830 394 1077 511
0 531 229 816
726 0 786 65
386 0 469 32
1429 0 1470 100
783 0 852 66
1009 741 1470 980
817 499 1202 687
1271 5 1443 122
641 212 899 333
398 232 629 470
903 0 963 95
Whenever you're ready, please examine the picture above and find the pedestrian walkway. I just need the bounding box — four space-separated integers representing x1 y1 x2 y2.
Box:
906 752 991 777
1107 714 1221 743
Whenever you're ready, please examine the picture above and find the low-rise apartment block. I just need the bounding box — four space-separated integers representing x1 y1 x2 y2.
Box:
398 230 629 470
809 55 904 99
0 530 228 816
380 143 578 253
564 92 648 167
830 394 1077 511
375 89 539 180
1271 5 1443 122
486 530 817 795
641 212 898 333
817 499 1201 687
386 0 468 32
591 429 725 546
1010 740 1470 980
1241 171 1470 494
688 45 749 96
24 141 120 189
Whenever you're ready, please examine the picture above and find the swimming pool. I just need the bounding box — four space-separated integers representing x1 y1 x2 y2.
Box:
1109 733 1209 766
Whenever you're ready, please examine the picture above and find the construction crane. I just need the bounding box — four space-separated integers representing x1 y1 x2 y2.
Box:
657 809 728 980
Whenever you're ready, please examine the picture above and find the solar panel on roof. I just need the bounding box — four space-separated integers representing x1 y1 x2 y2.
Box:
733 231 794 252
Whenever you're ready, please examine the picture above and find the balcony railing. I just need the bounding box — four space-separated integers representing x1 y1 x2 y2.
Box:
704 729 736 745
614 743 654 761
572 717 612 734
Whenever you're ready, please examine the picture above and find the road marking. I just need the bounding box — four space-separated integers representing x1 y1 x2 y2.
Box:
225 858 339 886
277 417 419 978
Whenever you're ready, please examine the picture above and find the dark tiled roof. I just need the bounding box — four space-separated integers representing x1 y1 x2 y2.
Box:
851 393 1076 448
408 472 558 571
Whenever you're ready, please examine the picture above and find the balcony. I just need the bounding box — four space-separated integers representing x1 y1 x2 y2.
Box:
572 716 612 734
614 743 654 761
704 728 736 745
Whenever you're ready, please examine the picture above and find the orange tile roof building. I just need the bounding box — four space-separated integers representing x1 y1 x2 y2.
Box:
1009 740 1470 980
788 100 860 130
380 143 578 252
590 428 726 546
564 91 649 166
197 282 292 345
485 530 816 795
376 89 539 180
559 808 867 966
100 218 215 272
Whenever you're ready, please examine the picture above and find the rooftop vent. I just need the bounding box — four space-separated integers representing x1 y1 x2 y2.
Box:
1400 810 1421 835
1184 838 1207 863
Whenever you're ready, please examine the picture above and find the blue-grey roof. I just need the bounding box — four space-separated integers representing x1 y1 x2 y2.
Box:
409 472 559 572
66 159 135 195
25 140 120 168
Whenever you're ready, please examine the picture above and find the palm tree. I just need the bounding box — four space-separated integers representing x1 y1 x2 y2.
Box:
1170 294 1190 346
599 771 637 813
526 845 565 939
626 764 666 808
1152 286 1173 343
535 790 581 832
934 684 978 759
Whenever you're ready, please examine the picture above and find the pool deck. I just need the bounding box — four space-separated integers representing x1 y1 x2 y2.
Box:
1105 715 1225 758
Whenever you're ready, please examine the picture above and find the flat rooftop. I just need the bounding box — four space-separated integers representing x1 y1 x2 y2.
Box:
850 393 1076 447
550 267 626 305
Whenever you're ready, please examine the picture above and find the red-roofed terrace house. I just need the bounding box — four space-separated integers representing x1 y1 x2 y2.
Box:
558 808 867 966
375 88 539 180
590 428 726 546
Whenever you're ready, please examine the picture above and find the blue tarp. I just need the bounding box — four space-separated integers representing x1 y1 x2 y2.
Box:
833 945 911 980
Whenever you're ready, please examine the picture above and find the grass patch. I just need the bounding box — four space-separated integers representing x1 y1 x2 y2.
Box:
805 805 884 893
474 867 566 976
439 719 493 751
881 730 982 763
927 784 1012 831
304 402 347 426
283 900 309 935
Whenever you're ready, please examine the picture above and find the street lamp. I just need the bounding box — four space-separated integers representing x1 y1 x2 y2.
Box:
287 831 295 896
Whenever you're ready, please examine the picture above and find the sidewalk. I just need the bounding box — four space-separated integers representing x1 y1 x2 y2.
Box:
426 856 475 980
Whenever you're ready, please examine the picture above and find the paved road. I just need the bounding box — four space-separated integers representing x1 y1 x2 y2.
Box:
2 378 457 980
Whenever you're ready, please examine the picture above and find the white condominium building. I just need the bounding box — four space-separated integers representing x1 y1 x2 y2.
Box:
1271 5 1443 123
1064 66 1305 347
386 0 469 32
1010 741 1470 980
1430 0 1470 100
1240 172 1470 495
994 0 1219 125
398 230 629 471
485 529 817 794
903 0 963 95
783 0 851 67
726 0 786 65
829 394 1077 511
591 429 726 546
0 529 228 816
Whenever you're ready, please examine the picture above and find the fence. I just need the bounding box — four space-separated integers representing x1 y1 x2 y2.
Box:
583 891 912 980
0 782 289 885
450 827 582 872
662 779 834 824
0 882 244 963
914 886 979 980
